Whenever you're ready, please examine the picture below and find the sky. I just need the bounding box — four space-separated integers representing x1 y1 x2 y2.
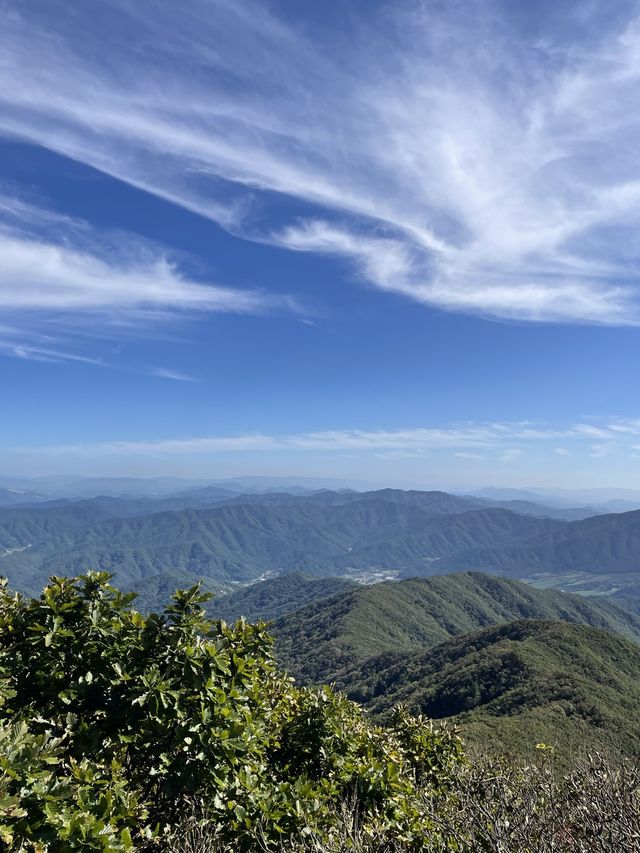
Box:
2 0 640 488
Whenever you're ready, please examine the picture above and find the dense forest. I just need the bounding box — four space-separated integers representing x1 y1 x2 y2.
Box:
3 488 640 605
272 573 640 685
344 619 640 758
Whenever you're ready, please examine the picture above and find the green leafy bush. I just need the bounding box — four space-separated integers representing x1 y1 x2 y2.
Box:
0 573 463 850
166 751 640 853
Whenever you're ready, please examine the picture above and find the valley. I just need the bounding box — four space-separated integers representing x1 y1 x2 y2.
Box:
1 485 639 607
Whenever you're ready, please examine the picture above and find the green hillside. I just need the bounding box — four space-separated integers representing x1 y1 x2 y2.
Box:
3 489 640 603
208 571 357 623
346 620 640 758
125 570 226 613
0 572 466 851
613 591 640 617
2 572 640 850
123 570 354 619
437 508 640 577
274 572 640 685
0 496 561 594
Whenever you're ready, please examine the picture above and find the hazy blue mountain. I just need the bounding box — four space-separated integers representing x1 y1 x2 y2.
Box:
469 486 640 510
467 487 575 505
0 488 48 507
207 475 375 492
435 509 640 578
601 499 640 512
0 475 213 499
467 497 599 521
542 487 640 505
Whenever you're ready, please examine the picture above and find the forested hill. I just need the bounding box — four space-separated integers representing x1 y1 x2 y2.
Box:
0 493 563 595
208 571 357 623
2 486 640 602
342 620 640 758
273 572 640 685
5 572 638 849
436 508 640 576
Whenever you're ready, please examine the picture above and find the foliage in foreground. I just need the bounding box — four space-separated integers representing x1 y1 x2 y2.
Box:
0 573 463 851
167 752 640 852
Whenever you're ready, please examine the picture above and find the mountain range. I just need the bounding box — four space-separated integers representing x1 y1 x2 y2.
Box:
3 471 640 760
436 509 640 578
1 487 640 604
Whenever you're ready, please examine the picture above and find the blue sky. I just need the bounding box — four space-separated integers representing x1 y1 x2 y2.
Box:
2 0 640 488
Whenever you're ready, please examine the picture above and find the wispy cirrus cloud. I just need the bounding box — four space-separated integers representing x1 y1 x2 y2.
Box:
498 449 523 464
13 417 640 459
0 231 269 313
2 1 640 323
589 444 612 459
0 192 288 365
453 452 486 460
143 367 198 382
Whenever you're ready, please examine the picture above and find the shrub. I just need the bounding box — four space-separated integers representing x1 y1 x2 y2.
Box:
166 752 640 852
0 573 463 850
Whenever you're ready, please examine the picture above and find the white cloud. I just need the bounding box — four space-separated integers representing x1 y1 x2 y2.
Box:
0 334 105 365
0 193 288 362
142 367 198 382
9 417 640 480
573 424 613 439
498 449 523 464
9 415 640 483
374 450 427 460
610 420 640 435
277 221 635 323
0 232 269 313
2 2 640 323
7 420 606 458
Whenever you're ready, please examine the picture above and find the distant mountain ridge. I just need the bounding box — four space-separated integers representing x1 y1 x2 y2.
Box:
436 508 640 576
0 491 563 594
0 487 48 507
467 486 640 512
1 486 639 600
